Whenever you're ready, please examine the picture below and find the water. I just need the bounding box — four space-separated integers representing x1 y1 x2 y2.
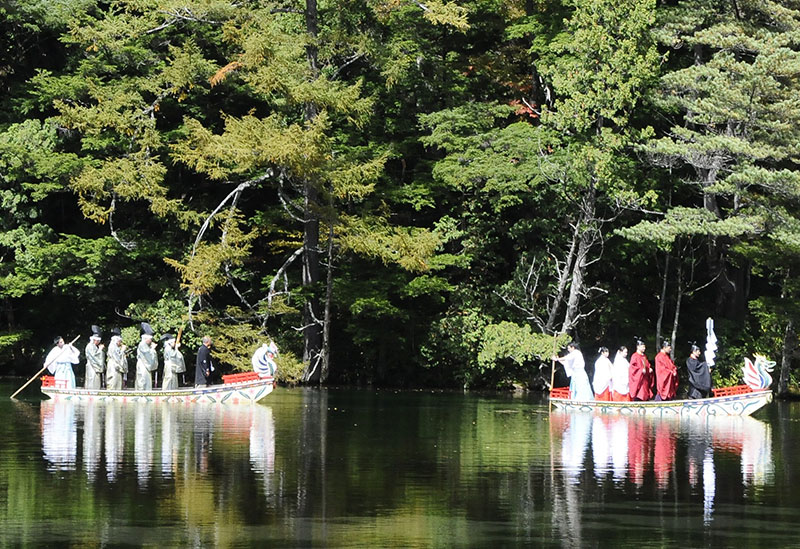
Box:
1 381 799 547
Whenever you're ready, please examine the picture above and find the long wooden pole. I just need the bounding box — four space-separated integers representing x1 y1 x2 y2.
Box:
10 335 80 399
549 333 559 412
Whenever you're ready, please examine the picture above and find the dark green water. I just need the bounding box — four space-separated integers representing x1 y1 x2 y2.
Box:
1 381 799 547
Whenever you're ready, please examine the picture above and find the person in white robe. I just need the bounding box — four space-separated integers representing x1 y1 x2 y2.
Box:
592 347 613 400
84 330 105 389
611 346 631 401
162 335 185 391
45 336 80 389
553 341 593 401
106 335 127 390
136 333 158 391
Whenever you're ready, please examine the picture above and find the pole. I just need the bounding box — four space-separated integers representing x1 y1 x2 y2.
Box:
10 335 80 399
549 333 559 412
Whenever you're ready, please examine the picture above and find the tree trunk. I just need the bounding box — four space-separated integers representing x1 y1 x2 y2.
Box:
545 216 581 334
320 215 334 383
301 0 324 383
655 252 670 348
670 263 684 361
561 188 597 334
779 319 794 397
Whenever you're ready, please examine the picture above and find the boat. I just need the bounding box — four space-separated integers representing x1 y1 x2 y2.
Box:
40 371 275 404
549 352 777 418
549 385 773 417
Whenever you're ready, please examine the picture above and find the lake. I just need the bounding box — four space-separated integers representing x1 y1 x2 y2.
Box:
1 381 799 547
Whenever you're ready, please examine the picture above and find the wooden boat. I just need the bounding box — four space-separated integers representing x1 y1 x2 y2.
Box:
40 371 275 404
549 385 773 417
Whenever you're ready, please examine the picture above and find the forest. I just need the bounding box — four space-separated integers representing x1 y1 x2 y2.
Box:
2 0 800 393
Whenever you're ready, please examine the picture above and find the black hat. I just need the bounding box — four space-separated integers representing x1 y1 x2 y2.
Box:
160 333 175 342
634 336 645 346
91 325 102 338
661 338 671 349
110 327 122 337
53 335 63 345
140 322 154 336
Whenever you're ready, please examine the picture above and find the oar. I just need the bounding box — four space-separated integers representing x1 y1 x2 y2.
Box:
10 335 81 399
549 333 559 412
175 326 184 385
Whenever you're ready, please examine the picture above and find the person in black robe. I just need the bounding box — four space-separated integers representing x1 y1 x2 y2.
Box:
686 344 712 399
195 336 214 387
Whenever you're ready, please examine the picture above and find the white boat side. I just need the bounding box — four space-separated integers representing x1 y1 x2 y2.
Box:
41 377 275 404
549 389 773 417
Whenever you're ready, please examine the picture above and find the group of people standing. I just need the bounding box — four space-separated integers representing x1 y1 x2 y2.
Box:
553 338 713 402
45 324 215 391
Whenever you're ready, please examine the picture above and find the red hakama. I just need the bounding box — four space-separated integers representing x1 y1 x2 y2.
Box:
595 387 612 401
611 390 630 402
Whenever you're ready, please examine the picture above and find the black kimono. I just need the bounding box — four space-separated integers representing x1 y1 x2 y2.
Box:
686 357 711 399
195 344 213 386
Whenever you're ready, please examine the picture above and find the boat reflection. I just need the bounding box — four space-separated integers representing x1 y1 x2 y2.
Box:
39 400 275 487
550 411 773 544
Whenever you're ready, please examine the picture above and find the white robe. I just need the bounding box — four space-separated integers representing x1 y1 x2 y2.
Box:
106 340 127 390
611 352 630 395
561 349 593 401
162 344 184 391
136 339 158 391
84 341 105 389
45 344 79 389
592 355 613 395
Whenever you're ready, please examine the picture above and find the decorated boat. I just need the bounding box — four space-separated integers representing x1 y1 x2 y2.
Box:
549 353 776 418
40 371 275 405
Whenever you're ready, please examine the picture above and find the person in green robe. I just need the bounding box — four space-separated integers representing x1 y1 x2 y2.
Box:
161 334 184 391
84 327 105 389
136 324 158 391
106 333 127 390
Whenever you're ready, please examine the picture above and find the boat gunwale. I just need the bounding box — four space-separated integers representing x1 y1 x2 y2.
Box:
548 388 772 407
40 376 275 399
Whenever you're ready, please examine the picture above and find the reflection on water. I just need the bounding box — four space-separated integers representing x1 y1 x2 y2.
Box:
4 387 797 547
39 399 276 490
550 410 773 547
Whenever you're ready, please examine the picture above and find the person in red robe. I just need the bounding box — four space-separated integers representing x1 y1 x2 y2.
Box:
628 339 653 401
655 339 678 401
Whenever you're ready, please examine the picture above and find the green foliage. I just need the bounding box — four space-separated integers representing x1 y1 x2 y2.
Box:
478 322 569 370
0 330 31 354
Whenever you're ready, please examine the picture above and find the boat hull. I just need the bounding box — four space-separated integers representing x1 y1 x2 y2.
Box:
549 389 772 417
41 377 275 405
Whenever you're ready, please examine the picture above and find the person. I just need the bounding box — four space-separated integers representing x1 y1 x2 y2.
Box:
106 333 127 390
628 338 653 401
162 334 185 391
654 339 678 401
195 335 214 387
552 341 593 401
136 324 158 391
84 326 105 390
592 347 613 401
45 336 80 389
611 346 631 401
686 343 712 399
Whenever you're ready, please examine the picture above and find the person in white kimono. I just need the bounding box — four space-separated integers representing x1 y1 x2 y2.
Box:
84 327 105 389
611 346 631 401
106 334 127 390
136 329 158 391
553 341 593 401
592 347 613 401
161 334 185 391
46 336 80 389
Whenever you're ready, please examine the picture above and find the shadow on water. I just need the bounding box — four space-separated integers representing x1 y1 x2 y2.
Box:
1 382 800 547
